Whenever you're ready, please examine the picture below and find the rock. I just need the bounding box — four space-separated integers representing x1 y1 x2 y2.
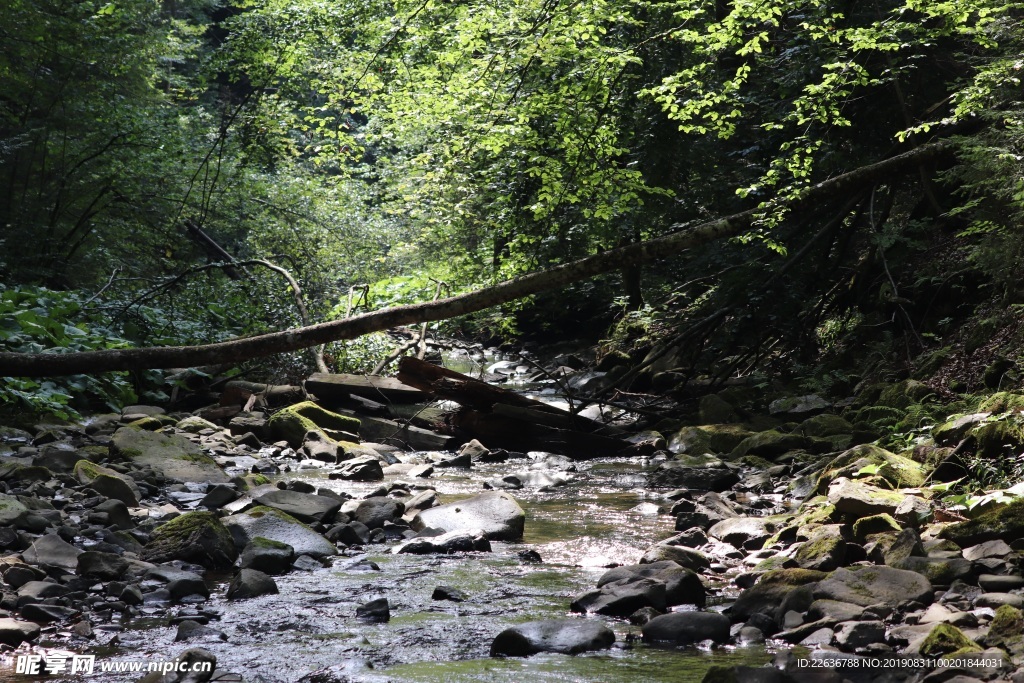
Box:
641 611 731 645
239 538 295 575
709 517 775 549
699 394 740 423
356 597 389 623
834 620 886 650
20 603 78 622
596 561 705 607
143 511 238 568
224 506 337 559
175 416 220 433
807 599 865 622
0 493 49 532
933 413 992 445
816 444 927 491
975 593 1024 609
410 491 525 541
963 540 1013 561
895 496 935 527
33 445 88 472
571 578 667 616
640 543 712 572
800 414 854 438
253 490 341 524
852 513 902 541
433 452 471 468
432 585 468 602
669 425 754 455
302 430 339 462
919 623 982 657
111 427 228 484
200 484 239 509
175 619 227 642
827 478 905 516
22 533 83 571
395 531 491 554
354 497 404 530
728 569 828 621
730 430 810 460
329 457 384 481
146 567 210 600
939 498 1024 546
983 604 1024 655
267 401 361 448
794 534 847 572
17 579 68 600
226 568 279 600
458 439 490 461
813 566 933 608
769 394 830 417
94 498 134 530
490 619 614 657
977 574 1024 591
77 551 129 580
326 521 371 545
135 648 216 683
0 618 41 646
648 463 740 491
893 556 972 585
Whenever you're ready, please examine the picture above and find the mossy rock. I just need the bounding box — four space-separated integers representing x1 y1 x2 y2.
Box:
815 444 926 493
878 380 934 409
267 401 361 448
729 430 810 460
669 424 753 455
74 459 141 506
175 416 220 433
142 511 238 568
0 463 52 485
698 394 739 424
979 392 1024 413
793 534 846 571
971 419 1024 459
984 604 1024 655
852 513 902 542
938 498 1024 546
727 568 827 620
919 623 982 658
799 414 854 438
110 427 227 484
126 416 164 431
239 474 272 491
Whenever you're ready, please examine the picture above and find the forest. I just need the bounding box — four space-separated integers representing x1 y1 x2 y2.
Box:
2 0 1024 681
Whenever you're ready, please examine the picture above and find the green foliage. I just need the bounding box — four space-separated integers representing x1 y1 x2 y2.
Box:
0 288 137 419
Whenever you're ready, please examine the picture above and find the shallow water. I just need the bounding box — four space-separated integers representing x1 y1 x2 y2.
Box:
61 456 770 683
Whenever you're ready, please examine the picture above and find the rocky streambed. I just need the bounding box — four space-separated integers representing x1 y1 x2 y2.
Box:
1 371 1024 683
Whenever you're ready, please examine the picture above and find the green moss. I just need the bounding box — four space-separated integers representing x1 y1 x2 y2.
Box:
267 401 361 448
815 444 926 493
73 459 104 481
758 568 828 587
800 414 854 437
852 513 902 541
249 536 292 550
729 430 809 460
920 623 981 657
794 535 845 570
244 505 306 526
154 510 221 536
939 498 1024 545
979 392 1024 413
972 420 1024 459
127 416 163 431
986 605 1024 654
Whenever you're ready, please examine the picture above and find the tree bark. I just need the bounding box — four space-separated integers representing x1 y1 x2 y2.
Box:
0 142 952 377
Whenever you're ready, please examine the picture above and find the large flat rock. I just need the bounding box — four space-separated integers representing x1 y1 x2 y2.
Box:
813 566 933 608
410 491 525 541
111 427 228 484
224 506 337 559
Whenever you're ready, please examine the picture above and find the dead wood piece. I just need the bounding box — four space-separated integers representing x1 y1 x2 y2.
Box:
453 410 631 459
306 373 426 403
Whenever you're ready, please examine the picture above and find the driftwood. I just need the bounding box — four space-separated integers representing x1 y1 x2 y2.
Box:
397 356 635 457
330 408 456 451
305 373 426 403
0 142 952 377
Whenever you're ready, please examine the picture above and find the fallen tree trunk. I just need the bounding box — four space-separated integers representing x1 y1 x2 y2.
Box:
0 142 952 377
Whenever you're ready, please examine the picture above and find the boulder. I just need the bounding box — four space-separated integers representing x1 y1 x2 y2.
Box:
111 427 228 484
647 463 740 491
800 414 854 438
571 578 667 616
769 394 830 417
709 517 776 549
826 478 905 517
699 395 740 424
669 425 753 456
596 561 705 607
175 620 228 642
239 538 295 575
73 460 141 507
76 551 129 580
145 566 210 600
939 498 1024 546
223 506 337 559
356 597 390 623
354 497 404 530
142 511 238 568
730 430 810 460
329 457 384 481
794 535 847 572
813 566 932 608
816 444 926 492
982 604 1024 655
728 569 828 621
22 534 83 571
410 491 525 541
267 401 361 448
253 490 341 524
490 620 614 657
642 611 731 645
639 544 711 572
0 618 41 646
0 493 50 532
394 531 491 554
226 568 279 600
919 623 982 657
